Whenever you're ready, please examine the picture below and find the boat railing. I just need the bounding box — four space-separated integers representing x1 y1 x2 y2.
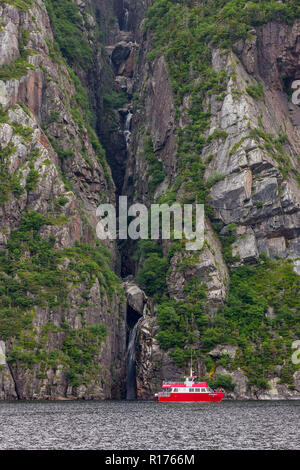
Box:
163 380 186 385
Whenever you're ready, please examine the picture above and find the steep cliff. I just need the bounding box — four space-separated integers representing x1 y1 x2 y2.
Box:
1 0 300 401
124 1 300 399
0 0 126 399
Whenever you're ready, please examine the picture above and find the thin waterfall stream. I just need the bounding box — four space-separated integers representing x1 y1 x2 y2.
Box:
126 316 142 400
123 8 129 31
124 110 132 147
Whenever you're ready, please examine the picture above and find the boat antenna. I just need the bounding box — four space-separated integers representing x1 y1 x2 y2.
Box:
190 349 193 376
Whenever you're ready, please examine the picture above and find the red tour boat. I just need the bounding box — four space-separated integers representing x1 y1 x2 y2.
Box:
155 368 224 403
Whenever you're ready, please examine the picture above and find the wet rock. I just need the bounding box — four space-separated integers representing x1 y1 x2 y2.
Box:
124 279 147 315
111 42 131 67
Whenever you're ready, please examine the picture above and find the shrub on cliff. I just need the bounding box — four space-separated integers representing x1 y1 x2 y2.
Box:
137 253 168 296
208 374 235 392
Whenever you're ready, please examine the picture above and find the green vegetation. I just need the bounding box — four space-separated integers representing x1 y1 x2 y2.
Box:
0 210 121 385
0 106 40 203
0 28 35 81
250 127 296 181
143 137 166 193
0 1 120 391
62 323 107 387
67 66 96 128
12 122 33 142
218 223 240 265
144 0 300 210
156 276 208 366
25 163 39 192
8 320 109 388
2 0 300 393
135 231 300 389
45 0 92 66
0 55 35 82
136 241 168 297
201 260 300 391
207 129 228 143
135 241 208 366
42 8 112 185
0 106 9 124
246 82 264 100
0 211 120 321
47 136 74 162
146 1 300 59
134 1 300 390
208 374 235 392
103 90 127 110
142 249 300 389
0 141 24 205
144 0 300 205
145 0 230 211
0 0 32 12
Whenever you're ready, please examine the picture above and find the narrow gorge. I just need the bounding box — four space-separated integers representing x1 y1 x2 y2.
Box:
0 0 300 401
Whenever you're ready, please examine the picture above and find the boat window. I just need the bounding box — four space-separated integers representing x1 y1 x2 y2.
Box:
173 388 178 392
201 388 206 392
189 388 194 392
195 388 200 392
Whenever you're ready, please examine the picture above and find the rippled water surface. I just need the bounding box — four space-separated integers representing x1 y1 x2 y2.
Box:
0 400 299 450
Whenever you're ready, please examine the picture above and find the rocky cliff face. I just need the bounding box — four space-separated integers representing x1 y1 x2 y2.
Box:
0 0 300 401
0 0 126 400
123 3 300 400
206 24 300 265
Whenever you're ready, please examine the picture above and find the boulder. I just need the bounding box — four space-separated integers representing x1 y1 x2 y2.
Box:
209 344 238 359
111 42 131 67
123 279 147 315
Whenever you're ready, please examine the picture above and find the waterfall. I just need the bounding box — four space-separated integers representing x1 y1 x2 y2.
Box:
123 8 129 31
124 111 132 147
0 340 5 365
126 317 142 400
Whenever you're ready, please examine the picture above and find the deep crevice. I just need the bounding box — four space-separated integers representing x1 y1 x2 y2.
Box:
91 1 144 398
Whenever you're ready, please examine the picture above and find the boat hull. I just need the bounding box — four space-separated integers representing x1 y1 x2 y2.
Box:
158 392 224 403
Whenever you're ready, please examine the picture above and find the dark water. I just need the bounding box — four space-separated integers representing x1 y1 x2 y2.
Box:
0 400 299 450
